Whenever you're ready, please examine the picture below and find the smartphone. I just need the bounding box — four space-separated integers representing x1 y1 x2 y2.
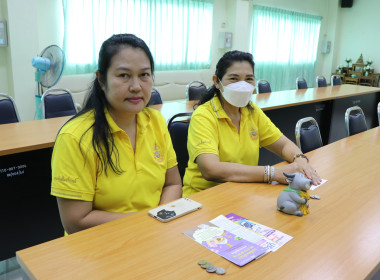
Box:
148 198 202 222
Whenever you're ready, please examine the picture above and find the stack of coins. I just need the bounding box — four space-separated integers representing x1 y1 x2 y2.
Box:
198 260 226 275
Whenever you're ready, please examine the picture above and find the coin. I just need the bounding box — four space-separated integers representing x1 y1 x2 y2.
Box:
206 266 217 273
215 267 226 275
198 260 207 265
200 263 210 269
207 264 216 270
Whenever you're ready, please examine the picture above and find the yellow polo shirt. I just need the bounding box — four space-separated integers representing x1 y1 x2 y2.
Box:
51 108 177 213
183 96 282 195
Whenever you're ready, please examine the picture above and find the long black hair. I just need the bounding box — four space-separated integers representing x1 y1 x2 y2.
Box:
68 34 154 175
198 50 255 107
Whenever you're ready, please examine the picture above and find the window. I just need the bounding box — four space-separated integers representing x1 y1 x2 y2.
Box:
62 0 213 74
250 5 321 91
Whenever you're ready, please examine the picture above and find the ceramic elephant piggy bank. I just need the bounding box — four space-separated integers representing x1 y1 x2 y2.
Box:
277 172 312 216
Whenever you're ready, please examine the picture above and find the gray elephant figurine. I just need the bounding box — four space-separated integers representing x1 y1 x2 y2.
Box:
277 172 312 216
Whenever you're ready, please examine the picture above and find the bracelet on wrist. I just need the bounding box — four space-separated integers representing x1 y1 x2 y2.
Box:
264 165 275 184
264 165 270 183
269 166 275 184
292 153 309 163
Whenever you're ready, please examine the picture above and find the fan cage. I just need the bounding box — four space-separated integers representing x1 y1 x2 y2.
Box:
39 45 65 88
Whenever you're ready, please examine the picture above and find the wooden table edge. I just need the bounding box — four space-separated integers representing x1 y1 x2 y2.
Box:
260 87 380 111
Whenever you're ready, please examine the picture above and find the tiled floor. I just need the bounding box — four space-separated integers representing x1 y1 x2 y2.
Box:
0 257 30 280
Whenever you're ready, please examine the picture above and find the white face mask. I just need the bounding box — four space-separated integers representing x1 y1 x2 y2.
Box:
219 80 255 108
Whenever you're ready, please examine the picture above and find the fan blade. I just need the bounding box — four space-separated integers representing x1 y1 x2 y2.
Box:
39 45 64 88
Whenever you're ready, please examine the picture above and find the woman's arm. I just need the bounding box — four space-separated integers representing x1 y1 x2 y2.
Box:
265 135 321 185
195 135 321 185
57 167 182 234
57 166 182 234
196 154 266 183
56 198 134 234
159 166 183 205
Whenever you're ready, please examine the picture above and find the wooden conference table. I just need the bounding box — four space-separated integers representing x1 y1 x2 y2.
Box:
0 116 71 156
16 127 380 280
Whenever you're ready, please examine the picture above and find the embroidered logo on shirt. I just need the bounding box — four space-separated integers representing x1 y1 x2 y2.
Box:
153 144 164 162
249 126 258 141
196 140 211 146
54 175 79 183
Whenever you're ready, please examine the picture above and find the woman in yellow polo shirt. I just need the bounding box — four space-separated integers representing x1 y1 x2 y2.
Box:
183 50 321 196
51 34 182 234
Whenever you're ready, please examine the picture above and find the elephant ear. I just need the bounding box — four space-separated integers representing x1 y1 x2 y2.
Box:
285 178 293 184
283 172 295 183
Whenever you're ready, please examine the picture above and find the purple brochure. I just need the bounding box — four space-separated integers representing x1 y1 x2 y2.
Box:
183 222 267 266
225 213 293 248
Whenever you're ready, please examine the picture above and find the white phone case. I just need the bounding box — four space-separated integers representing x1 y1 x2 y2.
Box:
148 198 202 222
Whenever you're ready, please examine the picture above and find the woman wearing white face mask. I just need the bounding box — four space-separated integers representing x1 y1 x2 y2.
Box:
182 51 321 196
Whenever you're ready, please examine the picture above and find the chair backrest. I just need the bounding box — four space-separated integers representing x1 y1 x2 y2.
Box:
295 117 323 153
315 75 327 87
186 81 207 101
257 79 272 94
377 102 380 126
41 88 77 119
0 93 20 124
296 77 308 89
167 112 193 181
148 87 163 105
345 106 367 136
331 75 342 86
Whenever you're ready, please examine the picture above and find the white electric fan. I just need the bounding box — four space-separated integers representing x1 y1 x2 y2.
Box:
31 45 65 119
32 44 65 94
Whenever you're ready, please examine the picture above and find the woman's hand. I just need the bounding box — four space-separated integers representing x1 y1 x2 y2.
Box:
274 160 321 186
293 158 322 186
266 135 322 186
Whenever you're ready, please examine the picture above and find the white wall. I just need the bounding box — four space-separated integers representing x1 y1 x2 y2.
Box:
334 0 380 71
0 0 9 95
5 0 41 121
320 0 339 79
207 0 227 80
36 0 63 50
2 0 369 121
232 0 251 52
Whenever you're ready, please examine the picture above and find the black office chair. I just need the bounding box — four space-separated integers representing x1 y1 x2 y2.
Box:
315 75 327 87
345 106 367 136
41 88 77 119
257 79 272 94
148 87 163 105
0 93 21 124
295 117 323 153
186 81 207 101
167 112 193 180
331 75 342 86
296 77 308 89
